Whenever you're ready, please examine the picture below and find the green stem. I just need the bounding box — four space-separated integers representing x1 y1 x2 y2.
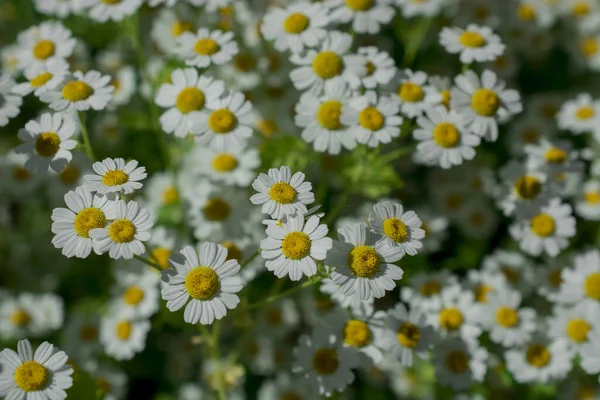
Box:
78 112 96 162
133 255 162 271
240 249 261 270
199 323 227 400
380 146 415 164
461 63 471 73
402 17 433 67
245 277 323 311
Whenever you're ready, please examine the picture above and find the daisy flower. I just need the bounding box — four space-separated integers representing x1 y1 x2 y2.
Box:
151 7 195 55
556 93 600 136
161 243 243 325
110 268 160 319
0 339 73 400
15 112 78 173
0 293 60 339
548 302 600 353
439 24 505 64
524 139 581 180
176 28 238 68
400 270 458 312
261 2 329 54
576 180 600 220
0 72 22 127
61 311 101 362
368 200 424 256
83 158 147 198
505 335 573 383
99 315 151 360
34 0 84 18
90 366 128 400
515 0 556 28
190 91 255 150
15 21 76 69
40 70 114 112
433 337 487 390
289 31 365 95
86 0 143 22
260 214 333 281
250 165 315 220
417 209 449 253
427 284 482 344
451 69 522 141
89 200 153 260
394 69 441 118
413 105 480 169
11 59 69 97
558 250 600 307
110 66 136 107
255 299 301 339
357 46 397 89
155 68 225 138
325 0 395 34
466 268 510 304
327 222 404 301
481 249 534 296
396 0 443 18
184 144 260 187
580 329 600 376
320 278 375 317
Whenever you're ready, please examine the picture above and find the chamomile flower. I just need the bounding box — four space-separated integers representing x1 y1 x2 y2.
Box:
184 144 260 187
0 339 73 400
155 68 225 138
558 250 600 307
0 293 55 339
505 335 573 383
0 72 22 127
417 209 449 253
357 46 397 89
261 2 329 54
161 243 243 325
515 0 557 28
548 302 599 352
525 139 581 179
40 70 114 112
99 315 150 361
15 112 78 173
325 0 395 34
151 7 195 55
61 311 101 362
12 59 69 97
580 329 600 376
250 166 315 220
394 69 442 118
261 214 332 281
110 269 160 319
439 24 505 64
434 337 488 390
176 28 238 68
576 180 600 220
15 21 77 69
327 222 404 301
90 365 128 400
89 200 153 260
498 160 556 217
368 200 424 256
451 69 522 141
83 158 147 198
427 284 482 344
34 0 84 18
400 270 458 311
256 300 301 339
86 0 143 22
110 66 136 107
481 249 534 296
557 93 600 136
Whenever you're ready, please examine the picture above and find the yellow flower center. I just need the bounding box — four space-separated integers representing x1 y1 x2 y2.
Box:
13 167 31 182
441 90 451 109
345 0 374 11
584 272 600 300
347 245 380 278
62 80 94 102
283 13 309 34
176 87 205 114
439 307 464 331
501 267 520 285
496 306 519 327
312 348 339 375
365 61 376 75
459 31 486 48
33 40 55 60
212 153 238 172
581 37 599 56
10 309 30 327
171 20 193 37
317 100 343 130
194 38 220 55
185 266 220 300
34 132 60 158
79 325 97 341
74 207 107 238
281 231 311 260
108 219 136 243
572 2 591 17
343 320 371 348
162 186 179 204
15 361 49 392
526 344 551 368
102 169 129 186
578 388 596 400
549 268 562 287
123 286 145 305
517 4 536 21
258 119 277 137
96 378 111 394
268 182 297 204
530 213 555 237
383 217 409 242
585 191 600 204
396 322 421 348
521 128 540 144
59 165 80 185
208 109 237 134
445 350 469 373
471 88 500 116
420 280 441 296
474 284 493 303
514 175 541 200
150 247 171 270
115 321 131 340
358 106 384 130
203 197 231 221
544 147 567 164
30 72 53 87
398 82 424 102
433 122 460 148
576 106 595 120
312 51 343 79
222 241 243 262
567 319 591 343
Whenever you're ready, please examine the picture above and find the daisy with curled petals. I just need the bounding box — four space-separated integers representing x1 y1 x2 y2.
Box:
250 165 315 220
83 158 147 198
505 335 573 383
576 180 600 220
261 2 329 54
160 243 243 325
86 0 142 22
155 68 225 138
0 72 22 127
357 46 397 89
368 200 424 257
89 200 153 260
427 284 481 344
548 302 600 353
12 59 69 97
394 69 441 118
190 91 255 151
15 21 76 69
15 112 78 173
451 69 522 141
439 24 505 64
325 0 395 35
413 105 480 169
556 93 600 136
99 314 150 361
40 70 114 112
176 28 238 69
51 186 115 259
557 250 600 307
260 215 333 281
0 339 73 400
434 337 487 390
327 222 403 301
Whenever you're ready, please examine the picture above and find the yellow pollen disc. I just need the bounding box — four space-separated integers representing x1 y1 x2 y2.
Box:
283 13 309 34
258 119 277 137
501 267 520 285
185 266 220 300
420 280 441 296
584 273 600 300
116 321 131 340
34 132 60 158
268 182 297 204
383 217 409 243
30 72 53 87
96 378 111 394
212 153 238 172
474 284 493 303
347 245 381 278
585 191 600 204
343 320 371 348
471 88 499 116
59 165 80 185
544 147 567 164
578 388 596 400
234 53 256 72
222 241 242 262
111 79 121 93
358 106 384 131
176 87 205 114
315 296 334 311
171 20 193 37
365 61 376 75
312 51 343 79
203 197 231 221
312 348 339 375
123 286 145 305
576 106 595 120
345 0 374 11
79 325 97 341
581 37 599 56
549 268 562 287
150 247 171 270
398 82 424 103
108 219 136 243
517 4 536 21
496 306 519 327
439 307 464 331
567 319 591 343
572 2 591 17
162 186 179 204
15 361 49 392
530 213 555 237
526 344 551 367
101 169 129 186
441 90 451 109
62 80 93 102
514 175 542 200
459 31 486 48
433 122 460 148
397 322 421 348
33 40 55 60
281 231 311 260
317 100 343 130
208 109 237 134
13 167 31 182
10 309 30 327
445 350 469 373
522 128 540 143
194 38 220 55
74 207 107 238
